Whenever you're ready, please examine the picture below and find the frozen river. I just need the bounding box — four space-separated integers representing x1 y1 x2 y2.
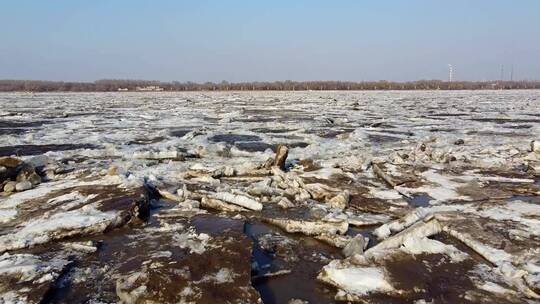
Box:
0 91 539 303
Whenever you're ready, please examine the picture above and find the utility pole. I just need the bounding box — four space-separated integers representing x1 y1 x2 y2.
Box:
510 64 514 81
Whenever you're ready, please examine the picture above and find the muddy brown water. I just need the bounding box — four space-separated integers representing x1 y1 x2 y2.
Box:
38 203 260 303
30 200 345 303
384 253 478 303
245 220 340 304
191 211 344 303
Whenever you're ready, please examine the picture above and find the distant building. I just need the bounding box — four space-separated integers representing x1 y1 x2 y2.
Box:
135 86 164 91
117 88 129 91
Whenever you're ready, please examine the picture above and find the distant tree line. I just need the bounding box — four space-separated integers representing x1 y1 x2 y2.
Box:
1 79 540 92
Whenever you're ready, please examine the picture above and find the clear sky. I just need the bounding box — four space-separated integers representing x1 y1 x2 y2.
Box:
1 1 539 82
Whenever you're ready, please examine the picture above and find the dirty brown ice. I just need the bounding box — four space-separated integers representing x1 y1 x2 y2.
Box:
0 91 539 303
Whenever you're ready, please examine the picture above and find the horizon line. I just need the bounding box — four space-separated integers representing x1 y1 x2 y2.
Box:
2 79 540 84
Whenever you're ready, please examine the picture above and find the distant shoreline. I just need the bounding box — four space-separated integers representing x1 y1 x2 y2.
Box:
1 79 539 92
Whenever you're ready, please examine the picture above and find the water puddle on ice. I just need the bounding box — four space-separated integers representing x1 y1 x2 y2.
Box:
0 144 97 157
235 142 275 152
168 128 193 138
407 193 434 207
510 195 540 205
208 134 262 144
347 225 380 248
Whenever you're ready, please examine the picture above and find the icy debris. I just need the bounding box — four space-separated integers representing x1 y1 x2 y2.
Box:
173 228 213 254
201 196 247 212
373 208 432 240
287 299 308 304
303 183 339 201
196 268 238 284
443 228 513 265
247 182 285 197
258 233 298 259
0 176 126 210
369 188 403 200
47 191 86 205
0 157 42 193
479 281 517 295
0 204 120 252
524 265 540 294
2 91 540 302
372 162 399 187
265 218 348 236
327 191 350 210
211 166 235 178
315 233 351 249
0 291 27 304
416 169 470 202
151 251 173 259
25 155 51 168
342 234 367 257
301 167 345 180
471 201 540 236
3 181 16 193
158 188 185 203
271 166 305 188
62 241 98 253
318 261 395 298
367 218 443 254
146 222 185 233
49 191 98 211
133 150 185 161
531 140 540 153
322 210 349 223
443 227 540 298
210 192 262 211
14 181 32 191
470 175 534 184
0 253 68 282
253 269 292 280
15 163 41 186
401 236 468 262
116 271 148 304
277 197 295 209
346 212 391 227
0 209 17 224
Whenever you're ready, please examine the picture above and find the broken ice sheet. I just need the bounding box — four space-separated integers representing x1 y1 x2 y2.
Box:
1 90 540 302
0 253 71 303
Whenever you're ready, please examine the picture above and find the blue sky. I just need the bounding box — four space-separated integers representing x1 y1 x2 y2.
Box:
1 1 539 82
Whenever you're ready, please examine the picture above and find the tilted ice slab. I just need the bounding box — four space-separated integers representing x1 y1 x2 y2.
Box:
0 204 121 252
0 175 130 225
